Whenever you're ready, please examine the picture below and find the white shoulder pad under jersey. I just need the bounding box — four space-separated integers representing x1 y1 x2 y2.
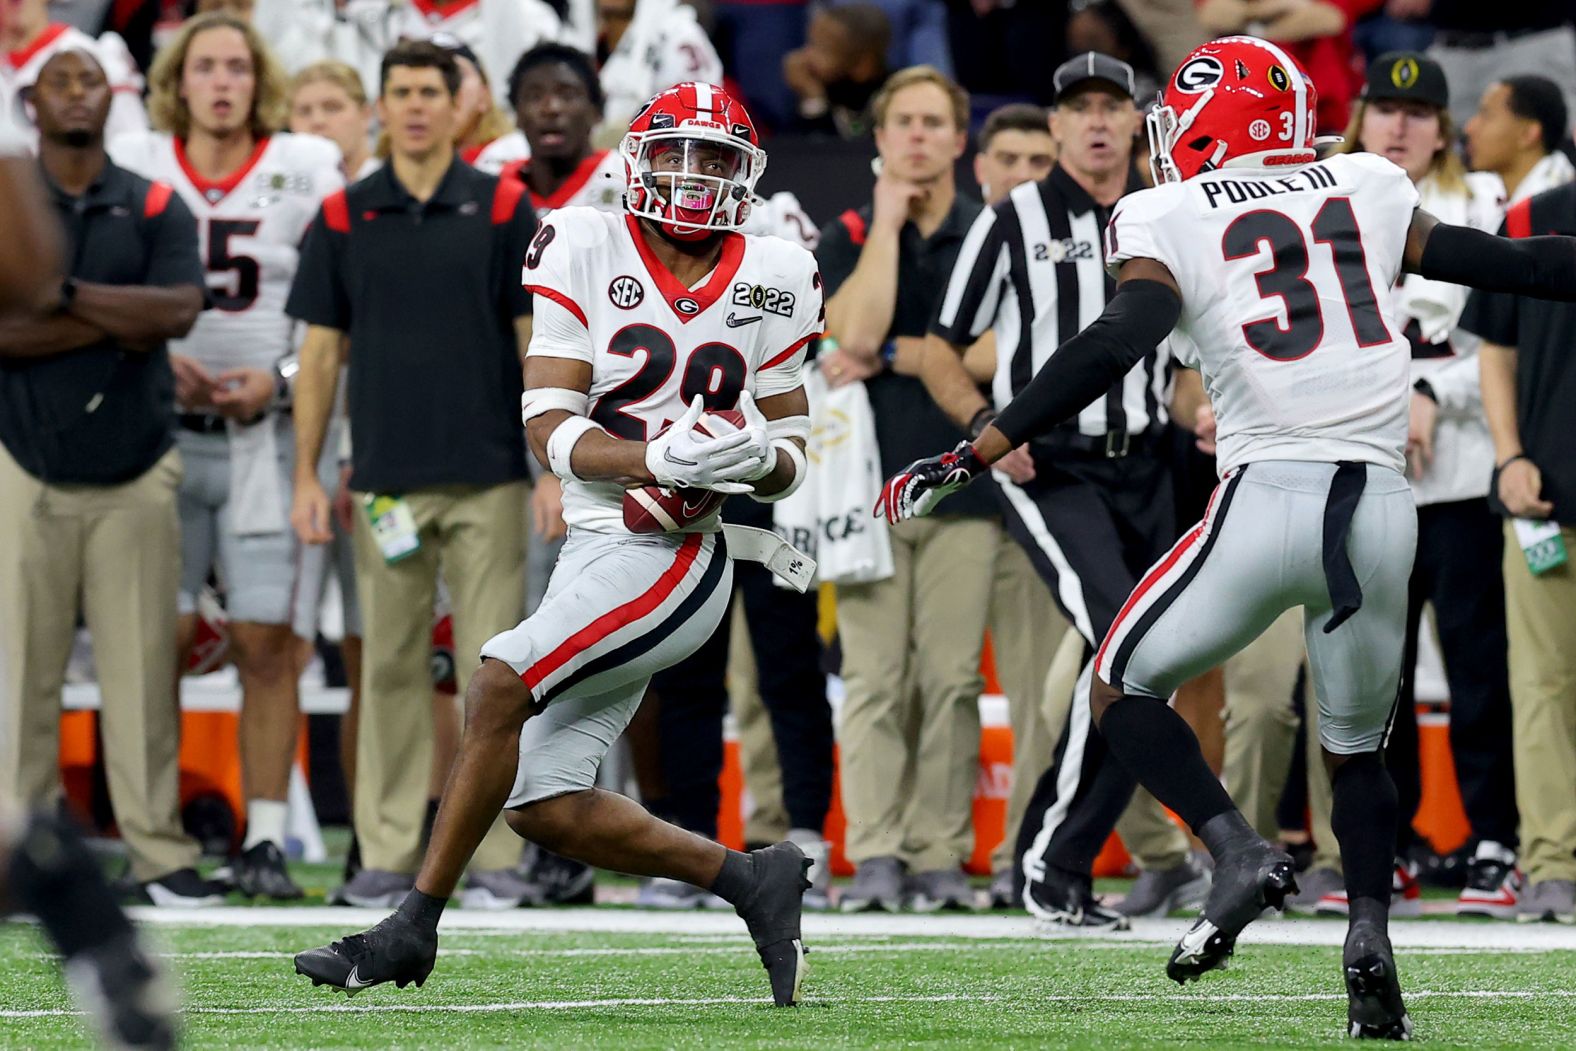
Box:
523 207 821 533
111 132 343 374
1105 153 1421 477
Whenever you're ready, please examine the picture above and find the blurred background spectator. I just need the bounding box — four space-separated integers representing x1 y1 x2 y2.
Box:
2 0 147 143
784 2 891 136
1408 1 1576 133
1 46 208 907
1463 75 1573 205
819 66 996 913
711 0 808 130
595 0 723 146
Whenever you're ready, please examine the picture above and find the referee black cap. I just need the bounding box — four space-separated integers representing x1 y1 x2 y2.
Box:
1363 52 1449 110
1052 52 1137 105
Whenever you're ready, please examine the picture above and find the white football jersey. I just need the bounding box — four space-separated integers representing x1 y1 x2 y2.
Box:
110 132 343 377
1106 152 1420 476
397 0 563 107
1 24 146 148
525 206 821 533
599 0 724 139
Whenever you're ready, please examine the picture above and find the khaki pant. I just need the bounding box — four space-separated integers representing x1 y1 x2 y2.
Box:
988 537 1068 874
1117 609 1305 869
351 481 528 873
0 444 198 881
1502 522 1576 883
837 515 998 871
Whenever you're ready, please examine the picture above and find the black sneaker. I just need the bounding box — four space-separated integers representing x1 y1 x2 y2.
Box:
1024 867 1130 930
731 842 812 1006
1168 820 1296 984
230 841 304 901
522 848 595 905
1344 921 1412 1040
294 913 438 996
138 868 225 908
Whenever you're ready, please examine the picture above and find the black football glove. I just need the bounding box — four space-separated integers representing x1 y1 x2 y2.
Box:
874 441 987 524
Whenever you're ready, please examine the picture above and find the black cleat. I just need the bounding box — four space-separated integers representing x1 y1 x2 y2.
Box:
293 913 437 996
1025 867 1131 931
731 842 812 1006
230 841 304 901
64 932 178 1051
1168 838 1296 983
1345 923 1412 1040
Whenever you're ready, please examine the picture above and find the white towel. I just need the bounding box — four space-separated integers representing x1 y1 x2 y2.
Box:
226 414 289 537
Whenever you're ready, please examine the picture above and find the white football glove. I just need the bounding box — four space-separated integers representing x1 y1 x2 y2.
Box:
700 390 774 482
645 395 767 493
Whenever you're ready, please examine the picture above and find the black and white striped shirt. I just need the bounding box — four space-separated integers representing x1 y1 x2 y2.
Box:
932 166 1171 439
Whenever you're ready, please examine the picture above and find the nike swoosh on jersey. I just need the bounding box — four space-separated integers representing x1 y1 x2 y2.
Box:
725 313 762 327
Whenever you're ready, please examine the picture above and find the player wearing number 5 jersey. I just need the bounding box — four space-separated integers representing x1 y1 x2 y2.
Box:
111 13 342 901
878 36 1576 1040
295 82 820 1008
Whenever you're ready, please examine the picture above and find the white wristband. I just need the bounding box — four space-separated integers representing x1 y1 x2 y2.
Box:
545 416 604 481
752 438 807 503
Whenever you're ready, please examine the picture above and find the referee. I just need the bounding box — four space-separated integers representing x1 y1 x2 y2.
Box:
922 52 1180 927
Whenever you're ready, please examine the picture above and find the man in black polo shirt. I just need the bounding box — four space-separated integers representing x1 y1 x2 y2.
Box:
1464 184 1576 924
287 41 538 910
0 48 212 907
816 66 1000 914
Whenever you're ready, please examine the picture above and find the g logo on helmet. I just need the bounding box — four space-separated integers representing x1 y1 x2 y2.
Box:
1267 65 1292 92
1175 56 1224 94
1391 57 1419 90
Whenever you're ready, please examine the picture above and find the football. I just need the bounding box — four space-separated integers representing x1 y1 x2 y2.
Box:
622 408 747 533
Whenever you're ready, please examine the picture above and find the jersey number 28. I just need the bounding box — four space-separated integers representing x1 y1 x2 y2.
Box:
1223 197 1391 361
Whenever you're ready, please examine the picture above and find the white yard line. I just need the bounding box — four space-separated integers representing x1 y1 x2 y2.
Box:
117 906 1576 953
4 989 1574 1020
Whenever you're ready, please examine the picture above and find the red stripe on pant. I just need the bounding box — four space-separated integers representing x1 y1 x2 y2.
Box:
521 533 704 692
1094 476 1227 675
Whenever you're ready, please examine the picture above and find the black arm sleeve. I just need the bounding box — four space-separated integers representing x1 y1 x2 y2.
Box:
1418 222 1576 301
992 279 1181 447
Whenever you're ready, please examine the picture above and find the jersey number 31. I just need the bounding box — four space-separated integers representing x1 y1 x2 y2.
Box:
1223 197 1391 361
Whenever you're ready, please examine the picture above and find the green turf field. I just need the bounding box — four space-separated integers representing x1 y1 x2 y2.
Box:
4 907 1573 1049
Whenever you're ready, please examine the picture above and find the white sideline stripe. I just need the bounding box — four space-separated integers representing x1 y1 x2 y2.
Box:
33 941 1554 964
4 990 1575 1020
116 907 1576 952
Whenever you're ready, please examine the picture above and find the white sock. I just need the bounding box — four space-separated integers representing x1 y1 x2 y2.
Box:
243 798 289 851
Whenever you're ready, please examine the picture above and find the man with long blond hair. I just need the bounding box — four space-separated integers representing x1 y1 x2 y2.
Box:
110 11 343 902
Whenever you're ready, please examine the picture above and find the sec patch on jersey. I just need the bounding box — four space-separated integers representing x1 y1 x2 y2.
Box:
623 409 746 533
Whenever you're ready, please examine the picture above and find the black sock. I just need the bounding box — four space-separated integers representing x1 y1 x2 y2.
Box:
1331 751 1397 919
9 813 133 960
396 889 448 932
418 799 440 853
1099 696 1235 832
708 849 755 906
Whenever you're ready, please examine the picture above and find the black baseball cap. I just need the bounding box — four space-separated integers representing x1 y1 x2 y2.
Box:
1052 52 1137 105
1363 52 1449 110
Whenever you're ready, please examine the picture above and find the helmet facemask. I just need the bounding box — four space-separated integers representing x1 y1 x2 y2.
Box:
621 129 766 241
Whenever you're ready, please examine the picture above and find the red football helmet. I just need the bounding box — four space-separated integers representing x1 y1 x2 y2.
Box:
620 82 767 241
1148 36 1327 185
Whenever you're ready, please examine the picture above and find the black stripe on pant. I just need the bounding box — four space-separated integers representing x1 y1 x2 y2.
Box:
999 451 1178 881
645 503 834 838
1390 498 1518 850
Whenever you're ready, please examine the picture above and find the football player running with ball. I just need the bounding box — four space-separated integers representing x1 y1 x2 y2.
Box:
295 83 821 1007
878 37 1576 1040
